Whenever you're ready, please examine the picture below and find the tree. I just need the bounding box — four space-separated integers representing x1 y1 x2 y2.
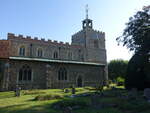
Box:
116 6 150 90
116 7 150 53
108 59 128 81
125 54 149 90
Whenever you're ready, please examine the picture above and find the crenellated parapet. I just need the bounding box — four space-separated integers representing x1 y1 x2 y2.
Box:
89 29 105 37
7 33 75 47
72 29 105 38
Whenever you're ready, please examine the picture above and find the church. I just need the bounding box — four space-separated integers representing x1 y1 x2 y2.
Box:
0 12 108 91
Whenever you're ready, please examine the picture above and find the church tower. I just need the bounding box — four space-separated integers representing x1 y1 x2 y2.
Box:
71 5 106 64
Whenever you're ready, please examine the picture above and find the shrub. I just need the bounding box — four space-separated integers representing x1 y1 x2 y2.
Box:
116 77 125 86
108 59 128 80
34 93 63 101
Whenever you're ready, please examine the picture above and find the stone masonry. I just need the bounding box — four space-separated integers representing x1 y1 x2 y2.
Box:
0 15 108 91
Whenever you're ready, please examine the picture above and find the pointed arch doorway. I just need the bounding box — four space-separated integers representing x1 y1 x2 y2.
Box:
77 76 83 87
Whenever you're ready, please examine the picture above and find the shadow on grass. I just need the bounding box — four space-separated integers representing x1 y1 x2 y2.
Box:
0 103 60 113
0 92 92 113
1 89 150 113
0 90 123 113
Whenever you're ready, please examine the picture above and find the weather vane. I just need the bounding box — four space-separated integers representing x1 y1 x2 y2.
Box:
86 4 89 19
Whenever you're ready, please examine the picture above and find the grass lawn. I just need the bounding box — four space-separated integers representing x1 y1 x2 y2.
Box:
0 86 150 113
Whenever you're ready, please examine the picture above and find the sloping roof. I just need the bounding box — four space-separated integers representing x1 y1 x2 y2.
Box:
9 57 105 66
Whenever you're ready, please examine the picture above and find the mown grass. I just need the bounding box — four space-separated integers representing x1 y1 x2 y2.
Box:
0 87 150 113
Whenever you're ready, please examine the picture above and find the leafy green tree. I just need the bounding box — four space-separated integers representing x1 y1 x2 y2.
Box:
116 7 150 53
125 54 149 90
116 6 150 90
108 59 128 80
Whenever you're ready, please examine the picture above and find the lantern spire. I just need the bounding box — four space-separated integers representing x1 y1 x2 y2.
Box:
86 4 89 19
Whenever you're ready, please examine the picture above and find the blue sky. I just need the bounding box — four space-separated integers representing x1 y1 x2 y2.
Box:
0 0 149 61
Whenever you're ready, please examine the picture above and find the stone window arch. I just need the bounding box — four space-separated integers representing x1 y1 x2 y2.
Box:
78 49 84 61
19 65 32 81
68 52 73 60
58 67 67 80
94 40 99 48
19 46 25 56
37 48 43 57
53 51 58 59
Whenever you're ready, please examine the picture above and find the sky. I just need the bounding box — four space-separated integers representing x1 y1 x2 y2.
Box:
0 0 149 62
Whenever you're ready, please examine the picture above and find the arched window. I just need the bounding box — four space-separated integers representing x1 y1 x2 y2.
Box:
78 49 84 61
68 52 73 60
94 40 99 48
37 48 43 57
53 51 58 59
58 67 67 80
19 65 32 81
19 46 25 56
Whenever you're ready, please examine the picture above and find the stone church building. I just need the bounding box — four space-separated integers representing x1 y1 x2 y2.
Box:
0 15 108 91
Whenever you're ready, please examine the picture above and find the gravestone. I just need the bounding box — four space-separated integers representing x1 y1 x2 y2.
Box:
15 85 21 97
144 88 150 100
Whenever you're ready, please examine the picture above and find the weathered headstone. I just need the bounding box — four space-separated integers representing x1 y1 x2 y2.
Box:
15 85 21 97
144 88 150 100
